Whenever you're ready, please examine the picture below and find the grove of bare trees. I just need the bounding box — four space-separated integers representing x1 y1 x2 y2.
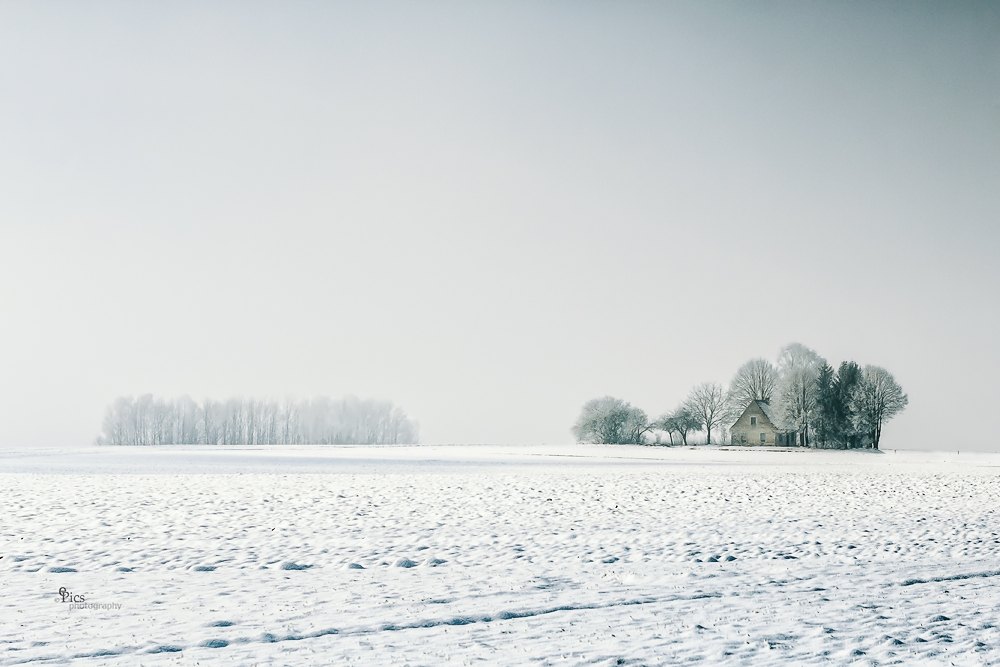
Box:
95 395 419 446
683 383 728 445
656 408 702 446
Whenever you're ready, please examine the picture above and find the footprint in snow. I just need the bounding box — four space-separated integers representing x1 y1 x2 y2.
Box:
395 558 418 568
346 563 365 570
280 562 312 571
148 645 183 654
425 558 447 567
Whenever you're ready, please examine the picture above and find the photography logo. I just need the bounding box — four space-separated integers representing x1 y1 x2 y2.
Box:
55 587 122 611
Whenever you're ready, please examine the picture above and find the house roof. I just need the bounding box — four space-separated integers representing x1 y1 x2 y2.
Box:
731 399 778 430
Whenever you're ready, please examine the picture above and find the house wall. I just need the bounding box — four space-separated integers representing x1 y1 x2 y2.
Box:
730 402 777 446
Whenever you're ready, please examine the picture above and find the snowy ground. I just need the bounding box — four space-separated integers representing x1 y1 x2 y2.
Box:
2 444 999 666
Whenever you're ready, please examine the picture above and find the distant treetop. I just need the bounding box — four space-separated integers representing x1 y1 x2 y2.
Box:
95 394 419 446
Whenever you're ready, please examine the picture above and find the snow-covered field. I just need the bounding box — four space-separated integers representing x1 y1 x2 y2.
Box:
2 445 999 666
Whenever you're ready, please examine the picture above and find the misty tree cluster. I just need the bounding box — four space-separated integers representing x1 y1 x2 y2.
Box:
95 395 419 446
573 343 907 449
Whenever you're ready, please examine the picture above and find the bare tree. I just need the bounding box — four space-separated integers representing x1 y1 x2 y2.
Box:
851 365 908 449
654 413 676 445
97 396 133 446
655 407 703 446
134 394 154 445
684 383 727 445
280 399 299 445
728 358 777 409
95 394 419 445
625 409 656 445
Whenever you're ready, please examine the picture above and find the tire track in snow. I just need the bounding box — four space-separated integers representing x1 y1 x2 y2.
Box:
1 592 726 664
899 569 1000 586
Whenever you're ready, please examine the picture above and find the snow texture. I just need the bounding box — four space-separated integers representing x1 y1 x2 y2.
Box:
2 444 999 665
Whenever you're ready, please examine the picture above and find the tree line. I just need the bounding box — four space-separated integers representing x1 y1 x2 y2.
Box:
95 394 419 446
572 343 907 449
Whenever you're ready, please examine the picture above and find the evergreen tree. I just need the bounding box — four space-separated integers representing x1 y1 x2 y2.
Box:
813 363 838 448
835 361 863 447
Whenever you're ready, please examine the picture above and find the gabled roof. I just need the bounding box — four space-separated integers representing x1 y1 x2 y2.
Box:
731 399 777 430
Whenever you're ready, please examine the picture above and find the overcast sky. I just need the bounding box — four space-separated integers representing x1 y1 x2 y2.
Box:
1 2 998 450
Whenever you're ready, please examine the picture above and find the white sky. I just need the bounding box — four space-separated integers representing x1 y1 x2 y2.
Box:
1 2 998 449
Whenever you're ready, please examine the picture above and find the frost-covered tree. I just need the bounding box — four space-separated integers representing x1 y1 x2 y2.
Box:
813 359 888 449
813 363 838 448
169 395 200 445
851 366 908 449
727 358 777 410
572 396 650 444
95 395 419 445
774 343 826 446
814 361 869 449
724 344 906 449
834 362 864 447
655 407 703 446
625 408 654 446
684 382 727 445
99 397 134 446
279 400 299 445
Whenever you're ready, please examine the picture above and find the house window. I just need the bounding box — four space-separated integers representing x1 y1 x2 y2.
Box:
760 432 766 443
750 416 757 426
